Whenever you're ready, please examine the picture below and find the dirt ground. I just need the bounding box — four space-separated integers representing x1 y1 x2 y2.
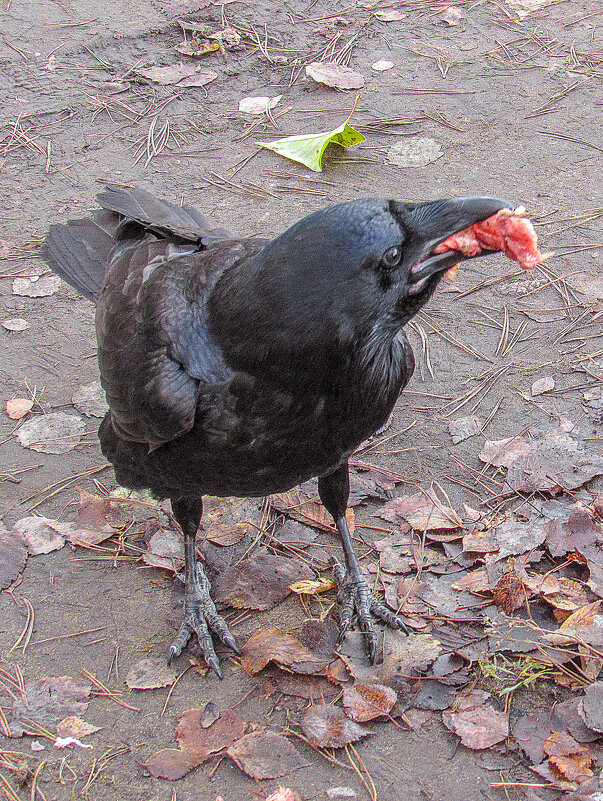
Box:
0 0 602 798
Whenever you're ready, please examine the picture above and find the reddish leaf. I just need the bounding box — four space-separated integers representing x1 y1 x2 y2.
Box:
448 415 481 444
142 528 184 572
269 490 355 533
378 490 462 531
240 629 324 675
13 517 66 555
68 488 122 546
145 708 246 780
301 705 370 749
544 732 595 784
492 559 529 614
212 548 313 610
443 697 508 749
56 717 100 738
342 683 396 722
478 437 531 468
10 677 91 737
205 522 249 546
227 731 308 779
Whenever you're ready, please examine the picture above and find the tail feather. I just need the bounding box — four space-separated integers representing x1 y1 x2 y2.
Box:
43 216 115 302
96 185 231 243
42 186 232 303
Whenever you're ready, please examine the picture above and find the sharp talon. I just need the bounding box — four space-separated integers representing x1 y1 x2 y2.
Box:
207 655 223 680
167 646 177 665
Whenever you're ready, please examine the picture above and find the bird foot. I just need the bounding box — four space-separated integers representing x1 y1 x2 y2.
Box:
332 557 407 664
168 562 240 678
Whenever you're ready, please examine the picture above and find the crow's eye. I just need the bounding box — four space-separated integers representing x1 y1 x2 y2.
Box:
382 246 401 268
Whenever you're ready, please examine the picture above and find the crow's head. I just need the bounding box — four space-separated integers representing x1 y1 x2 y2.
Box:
211 196 513 372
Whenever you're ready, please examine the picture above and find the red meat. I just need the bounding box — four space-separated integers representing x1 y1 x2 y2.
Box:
433 208 551 270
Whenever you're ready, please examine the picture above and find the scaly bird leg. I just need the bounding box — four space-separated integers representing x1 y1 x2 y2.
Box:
168 498 240 678
318 464 407 664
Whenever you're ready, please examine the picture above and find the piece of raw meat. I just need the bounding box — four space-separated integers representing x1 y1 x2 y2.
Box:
433 207 551 270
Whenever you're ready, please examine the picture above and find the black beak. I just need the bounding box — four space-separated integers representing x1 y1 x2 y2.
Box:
393 196 514 290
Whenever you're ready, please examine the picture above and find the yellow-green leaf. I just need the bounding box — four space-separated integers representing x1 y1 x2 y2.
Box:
258 119 365 172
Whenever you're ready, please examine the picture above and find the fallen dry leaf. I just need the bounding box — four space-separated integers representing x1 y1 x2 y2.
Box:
532 376 555 396
289 577 336 595
378 489 462 531
342 683 396 722
67 488 122 546
126 658 177 690
137 64 217 87
374 8 406 20
269 490 354 533
146 707 246 780
479 437 531 468
387 138 443 168
305 62 364 90
505 433 603 493
544 506 600 558
12 275 61 297
240 629 325 675
72 381 108 418
56 717 101 738
579 682 603 733
204 521 249 546
544 731 595 783
6 398 33 419
13 516 66 555
440 5 464 24
301 705 370 749
493 519 546 560
17 412 85 454
0 525 28 589
442 692 508 749
142 528 184 572
505 0 549 18
371 59 394 71
492 559 529 614
448 415 481 444
212 548 313 610
11 677 91 737
239 95 282 115
2 317 29 331
227 731 308 779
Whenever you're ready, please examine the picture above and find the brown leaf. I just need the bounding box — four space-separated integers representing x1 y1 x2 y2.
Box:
55 716 101 738
505 433 603 493
544 507 600 558
137 65 218 87
492 559 529 614
442 698 508 749
125 658 177 690
0 526 28 589
544 732 595 783
462 529 498 554
142 528 184 572
342 683 396 722
579 682 603 733
13 517 66 555
227 732 308 779
479 437 531 468
10 677 91 737
493 520 546 559
269 490 354 533
212 548 313 610
146 707 246 780
240 629 325 675
17 412 84 454
378 489 462 531
205 522 249 546
273 674 338 701
67 488 122 546
6 398 33 419
301 705 370 749
305 62 365 90
512 710 564 762
448 415 481 444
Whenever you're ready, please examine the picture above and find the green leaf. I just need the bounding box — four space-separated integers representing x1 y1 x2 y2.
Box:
258 119 366 172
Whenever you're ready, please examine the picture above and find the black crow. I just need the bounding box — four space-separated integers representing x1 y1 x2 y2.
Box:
43 187 512 677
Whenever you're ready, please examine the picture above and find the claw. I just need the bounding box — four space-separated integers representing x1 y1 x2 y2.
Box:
332 557 408 660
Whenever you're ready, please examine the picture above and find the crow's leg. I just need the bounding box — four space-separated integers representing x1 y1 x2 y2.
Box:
168 497 240 678
318 463 407 663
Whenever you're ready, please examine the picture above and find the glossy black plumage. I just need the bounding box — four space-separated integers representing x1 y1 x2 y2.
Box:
43 186 513 674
